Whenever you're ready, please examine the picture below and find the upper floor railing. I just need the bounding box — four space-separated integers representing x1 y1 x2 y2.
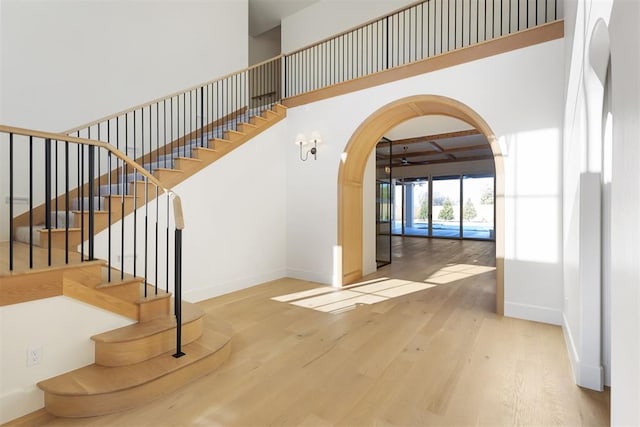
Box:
283 0 560 97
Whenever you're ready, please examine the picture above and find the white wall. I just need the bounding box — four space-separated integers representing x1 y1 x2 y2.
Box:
562 0 613 392
281 0 416 53
282 40 564 325
0 0 248 131
249 26 281 66
609 1 640 424
0 297 132 424
176 122 288 301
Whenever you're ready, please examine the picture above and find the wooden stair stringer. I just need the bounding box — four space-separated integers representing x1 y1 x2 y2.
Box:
133 104 287 196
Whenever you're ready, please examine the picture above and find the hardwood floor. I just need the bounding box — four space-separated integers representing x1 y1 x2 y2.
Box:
21 237 609 426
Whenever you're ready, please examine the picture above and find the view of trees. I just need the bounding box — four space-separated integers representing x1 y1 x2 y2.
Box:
463 198 477 221
480 185 494 205
418 194 429 220
438 198 455 220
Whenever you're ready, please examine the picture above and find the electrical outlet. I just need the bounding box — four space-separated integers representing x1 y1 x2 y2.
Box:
27 346 43 367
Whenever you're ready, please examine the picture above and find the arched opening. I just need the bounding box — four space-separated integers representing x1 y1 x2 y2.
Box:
338 94 505 314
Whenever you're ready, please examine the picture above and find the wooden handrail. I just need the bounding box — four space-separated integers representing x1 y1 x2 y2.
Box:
63 55 284 135
0 124 184 229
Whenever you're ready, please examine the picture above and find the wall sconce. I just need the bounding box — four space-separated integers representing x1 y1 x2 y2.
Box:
295 132 322 161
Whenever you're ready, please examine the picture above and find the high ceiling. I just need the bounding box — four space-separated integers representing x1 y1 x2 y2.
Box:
379 116 493 168
249 0 319 37
247 3 492 169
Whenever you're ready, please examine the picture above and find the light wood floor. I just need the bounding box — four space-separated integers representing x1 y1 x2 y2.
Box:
20 237 610 426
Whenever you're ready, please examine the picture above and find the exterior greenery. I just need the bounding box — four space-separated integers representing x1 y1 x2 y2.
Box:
438 197 455 220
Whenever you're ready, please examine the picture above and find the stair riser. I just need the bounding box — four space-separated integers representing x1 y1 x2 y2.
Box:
41 342 231 418
39 230 82 250
139 297 171 322
94 317 203 367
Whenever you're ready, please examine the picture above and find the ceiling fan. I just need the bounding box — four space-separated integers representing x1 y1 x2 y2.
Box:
398 145 429 166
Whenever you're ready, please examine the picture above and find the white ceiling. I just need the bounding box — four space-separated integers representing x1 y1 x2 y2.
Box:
249 0 319 37
384 115 473 140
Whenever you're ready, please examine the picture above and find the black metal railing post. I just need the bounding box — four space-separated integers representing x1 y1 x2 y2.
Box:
8 133 14 271
88 144 95 260
173 226 185 358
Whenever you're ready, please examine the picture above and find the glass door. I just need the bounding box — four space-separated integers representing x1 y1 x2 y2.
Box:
403 179 429 237
376 139 392 267
462 174 495 240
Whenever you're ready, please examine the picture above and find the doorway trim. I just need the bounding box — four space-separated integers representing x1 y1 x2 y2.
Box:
337 94 505 314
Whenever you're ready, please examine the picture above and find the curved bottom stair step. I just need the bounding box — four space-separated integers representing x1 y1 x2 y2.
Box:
38 318 232 418
92 301 206 367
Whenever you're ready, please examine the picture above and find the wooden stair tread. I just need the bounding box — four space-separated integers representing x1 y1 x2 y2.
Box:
38 327 230 396
174 157 202 163
192 147 219 153
153 168 183 173
37 227 81 234
0 241 101 276
91 302 204 343
95 268 143 290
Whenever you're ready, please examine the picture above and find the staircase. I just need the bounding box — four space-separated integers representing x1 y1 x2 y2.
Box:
1 103 285 419
13 103 287 250
37 288 232 418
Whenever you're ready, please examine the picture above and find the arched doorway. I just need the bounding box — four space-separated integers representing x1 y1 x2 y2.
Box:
337 94 505 314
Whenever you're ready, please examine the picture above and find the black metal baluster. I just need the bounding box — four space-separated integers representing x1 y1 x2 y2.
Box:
88 144 95 260
122 115 127 279
65 140 69 263
454 0 457 49
108 120 112 282
8 133 14 271
171 98 174 163
166 196 170 292
80 144 85 260
28 136 33 268
45 138 52 266
144 178 148 295
200 86 204 147
55 139 59 229
155 186 159 294
164 100 168 168
440 0 443 54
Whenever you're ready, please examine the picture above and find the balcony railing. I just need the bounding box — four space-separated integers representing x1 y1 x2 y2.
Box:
284 0 559 97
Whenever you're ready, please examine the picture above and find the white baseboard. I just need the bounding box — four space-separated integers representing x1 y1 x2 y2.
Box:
183 269 287 302
562 313 604 391
562 313 580 384
0 386 43 425
504 301 563 325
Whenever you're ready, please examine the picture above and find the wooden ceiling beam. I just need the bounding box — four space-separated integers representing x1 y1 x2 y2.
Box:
390 154 494 167
381 129 481 147
389 143 490 159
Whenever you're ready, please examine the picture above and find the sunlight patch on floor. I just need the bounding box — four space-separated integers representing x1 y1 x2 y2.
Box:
273 264 494 314
424 264 495 285
271 278 435 314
